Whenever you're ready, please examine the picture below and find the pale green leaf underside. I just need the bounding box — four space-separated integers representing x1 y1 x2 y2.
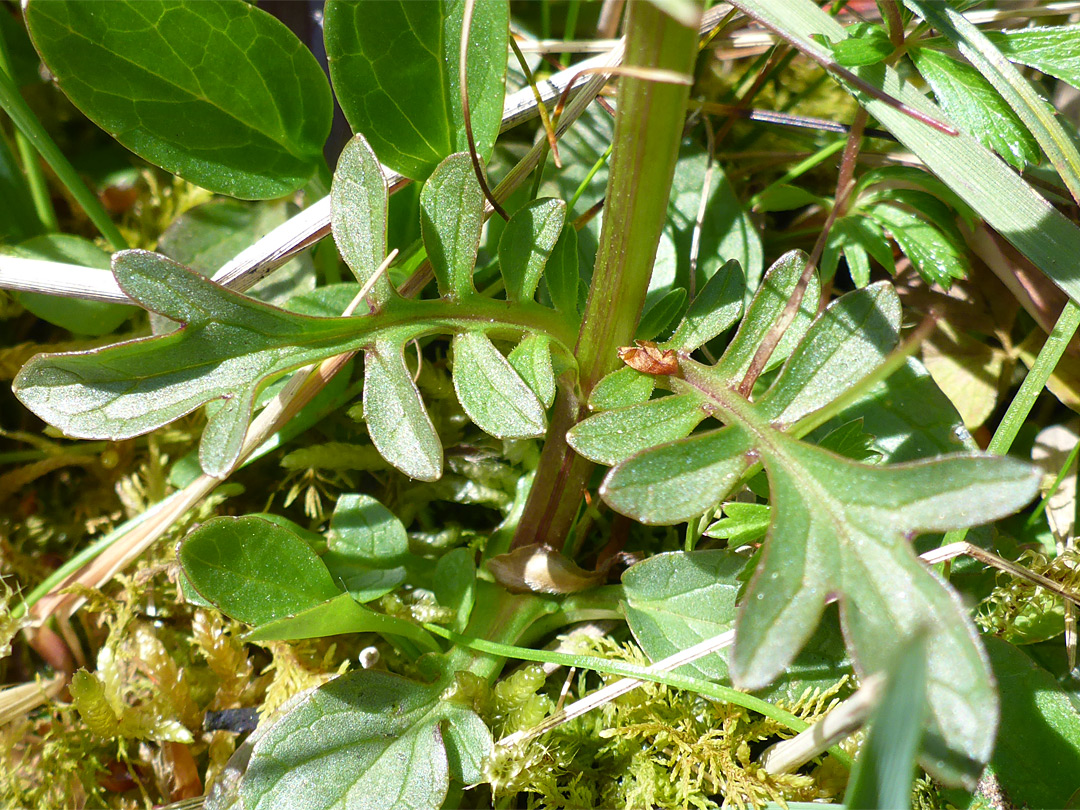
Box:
420 153 484 299
332 134 392 304
568 392 708 466
452 331 546 439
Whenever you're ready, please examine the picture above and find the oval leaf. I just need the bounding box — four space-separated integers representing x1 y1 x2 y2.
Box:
26 0 332 198
178 516 341 626
499 198 566 303
662 258 745 352
452 331 546 439
363 340 443 481
324 0 509 180
332 134 392 304
567 393 709 466
420 153 484 299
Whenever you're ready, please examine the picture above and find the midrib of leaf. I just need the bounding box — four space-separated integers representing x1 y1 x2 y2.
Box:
39 6 301 156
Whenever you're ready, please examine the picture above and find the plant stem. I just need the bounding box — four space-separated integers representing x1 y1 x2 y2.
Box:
0 67 127 250
512 1 701 551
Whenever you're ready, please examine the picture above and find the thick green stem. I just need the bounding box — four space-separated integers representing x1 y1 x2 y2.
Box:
512 2 701 551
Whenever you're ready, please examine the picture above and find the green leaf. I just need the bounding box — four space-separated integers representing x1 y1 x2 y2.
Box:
758 282 902 426
704 502 771 545
178 516 341 626
332 134 392 305
0 11 43 89
602 426 753 523
5 234 134 335
238 670 492 810
507 333 556 409
567 392 709 465
587 366 655 411
663 259 744 352
245 592 440 654
12 250 364 477
981 637 1080 809
716 250 820 382
433 547 476 634
499 198 566 303
25 0 331 198
844 633 929 810
985 25 1080 91
825 22 894 67
869 203 967 287
752 184 825 213
363 339 443 482
636 287 687 342
544 222 581 317
728 437 1038 785
420 153 484 299
325 494 408 566
622 550 746 681
451 330 546 439
324 0 509 180
911 48 1040 171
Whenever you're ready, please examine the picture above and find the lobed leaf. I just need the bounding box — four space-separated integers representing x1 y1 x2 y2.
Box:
985 25 1080 91
13 251 364 477
587 366 655 411
25 0 331 198
324 0 509 181
332 135 392 305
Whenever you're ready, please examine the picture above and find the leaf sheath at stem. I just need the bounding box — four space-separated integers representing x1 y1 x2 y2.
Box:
512 1 702 551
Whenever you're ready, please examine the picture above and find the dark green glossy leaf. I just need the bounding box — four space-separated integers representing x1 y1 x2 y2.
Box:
499 198 566 303
26 0 331 198
844 634 928 810
981 637 1080 809
587 366 655 411
451 330 546 439
13 250 363 476
324 0 509 180
245 592 440 654
363 339 443 482
544 223 580 317
758 282 901 426
911 48 1039 171
326 493 408 566
5 235 134 335
507 333 556 409
636 287 687 342
716 250 819 382
238 670 491 810
420 153 484 299
663 259 744 352
567 392 709 465
0 11 42 88
178 516 341 626
433 547 476 634
332 134 392 305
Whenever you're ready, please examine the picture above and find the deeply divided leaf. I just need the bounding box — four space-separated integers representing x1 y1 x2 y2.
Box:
452 331 546 439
